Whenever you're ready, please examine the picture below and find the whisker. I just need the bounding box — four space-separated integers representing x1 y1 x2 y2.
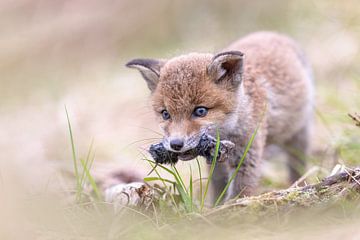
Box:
129 125 164 137
139 146 150 153
122 138 163 149
133 112 157 118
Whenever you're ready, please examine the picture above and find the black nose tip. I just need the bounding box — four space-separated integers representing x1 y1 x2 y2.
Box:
170 139 184 151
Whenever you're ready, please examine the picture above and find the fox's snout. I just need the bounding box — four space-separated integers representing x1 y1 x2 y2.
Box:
161 119 210 153
163 132 202 153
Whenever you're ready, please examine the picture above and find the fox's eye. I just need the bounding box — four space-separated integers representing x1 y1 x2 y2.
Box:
161 110 171 120
193 107 208 118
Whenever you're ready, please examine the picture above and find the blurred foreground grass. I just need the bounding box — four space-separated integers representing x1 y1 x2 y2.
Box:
0 0 360 239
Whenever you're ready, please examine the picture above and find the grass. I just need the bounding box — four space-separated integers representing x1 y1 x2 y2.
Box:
7 80 356 240
142 128 219 214
64 105 264 219
60 100 360 240
142 125 261 214
144 158 193 212
65 106 102 202
65 106 81 200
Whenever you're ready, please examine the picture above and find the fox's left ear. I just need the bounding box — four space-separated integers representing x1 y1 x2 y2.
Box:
126 58 165 92
207 51 244 88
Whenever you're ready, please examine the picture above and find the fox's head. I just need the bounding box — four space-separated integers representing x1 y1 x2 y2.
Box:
126 51 244 160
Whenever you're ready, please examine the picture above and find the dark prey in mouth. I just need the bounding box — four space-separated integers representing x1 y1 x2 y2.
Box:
148 134 235 165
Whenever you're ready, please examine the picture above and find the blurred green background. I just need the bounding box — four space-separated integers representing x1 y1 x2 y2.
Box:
1 0 360 186
1 0 360 239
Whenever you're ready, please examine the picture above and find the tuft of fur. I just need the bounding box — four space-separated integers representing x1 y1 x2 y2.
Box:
127 31 313 202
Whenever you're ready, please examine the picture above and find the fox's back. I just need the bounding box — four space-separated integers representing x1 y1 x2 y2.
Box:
226 32 313 143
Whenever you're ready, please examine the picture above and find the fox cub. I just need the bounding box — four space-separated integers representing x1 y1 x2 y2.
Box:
127 32 313 201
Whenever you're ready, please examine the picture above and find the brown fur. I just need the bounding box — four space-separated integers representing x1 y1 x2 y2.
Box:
127 31 313 202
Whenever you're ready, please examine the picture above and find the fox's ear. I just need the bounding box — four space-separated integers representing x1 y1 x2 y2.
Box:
207 51 244 88
126 59 165 92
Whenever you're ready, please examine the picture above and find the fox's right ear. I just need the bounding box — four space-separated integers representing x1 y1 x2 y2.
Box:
208 51 244 89
126 59 165 92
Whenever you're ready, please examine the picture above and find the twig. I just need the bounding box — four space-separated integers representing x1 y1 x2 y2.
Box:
348 113 360 127
290 166 320 188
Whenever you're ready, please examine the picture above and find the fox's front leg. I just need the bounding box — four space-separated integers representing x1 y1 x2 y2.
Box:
224 135 264 201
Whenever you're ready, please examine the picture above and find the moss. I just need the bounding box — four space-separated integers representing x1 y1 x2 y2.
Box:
283 190 301 203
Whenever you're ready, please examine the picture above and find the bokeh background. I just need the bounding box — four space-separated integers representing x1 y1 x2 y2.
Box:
1 0 360 239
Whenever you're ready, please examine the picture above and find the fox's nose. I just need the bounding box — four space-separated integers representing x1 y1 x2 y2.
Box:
170 139 184 151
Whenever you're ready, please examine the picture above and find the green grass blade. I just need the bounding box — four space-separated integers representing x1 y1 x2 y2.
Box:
144 177 176 185
201 128 221 211
144 158 192 212
79 158 102 201
143 153 193 212
79 139 94 197
175 182 192 212
189 165 194 211
65 106 81 201
171 167 192 212
145 159 178 178
214 124 261 206
172 165 188 195
196 158 203 206
143 158 180 211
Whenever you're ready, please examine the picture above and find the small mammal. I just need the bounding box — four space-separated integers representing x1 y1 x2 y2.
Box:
127 32 313 202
